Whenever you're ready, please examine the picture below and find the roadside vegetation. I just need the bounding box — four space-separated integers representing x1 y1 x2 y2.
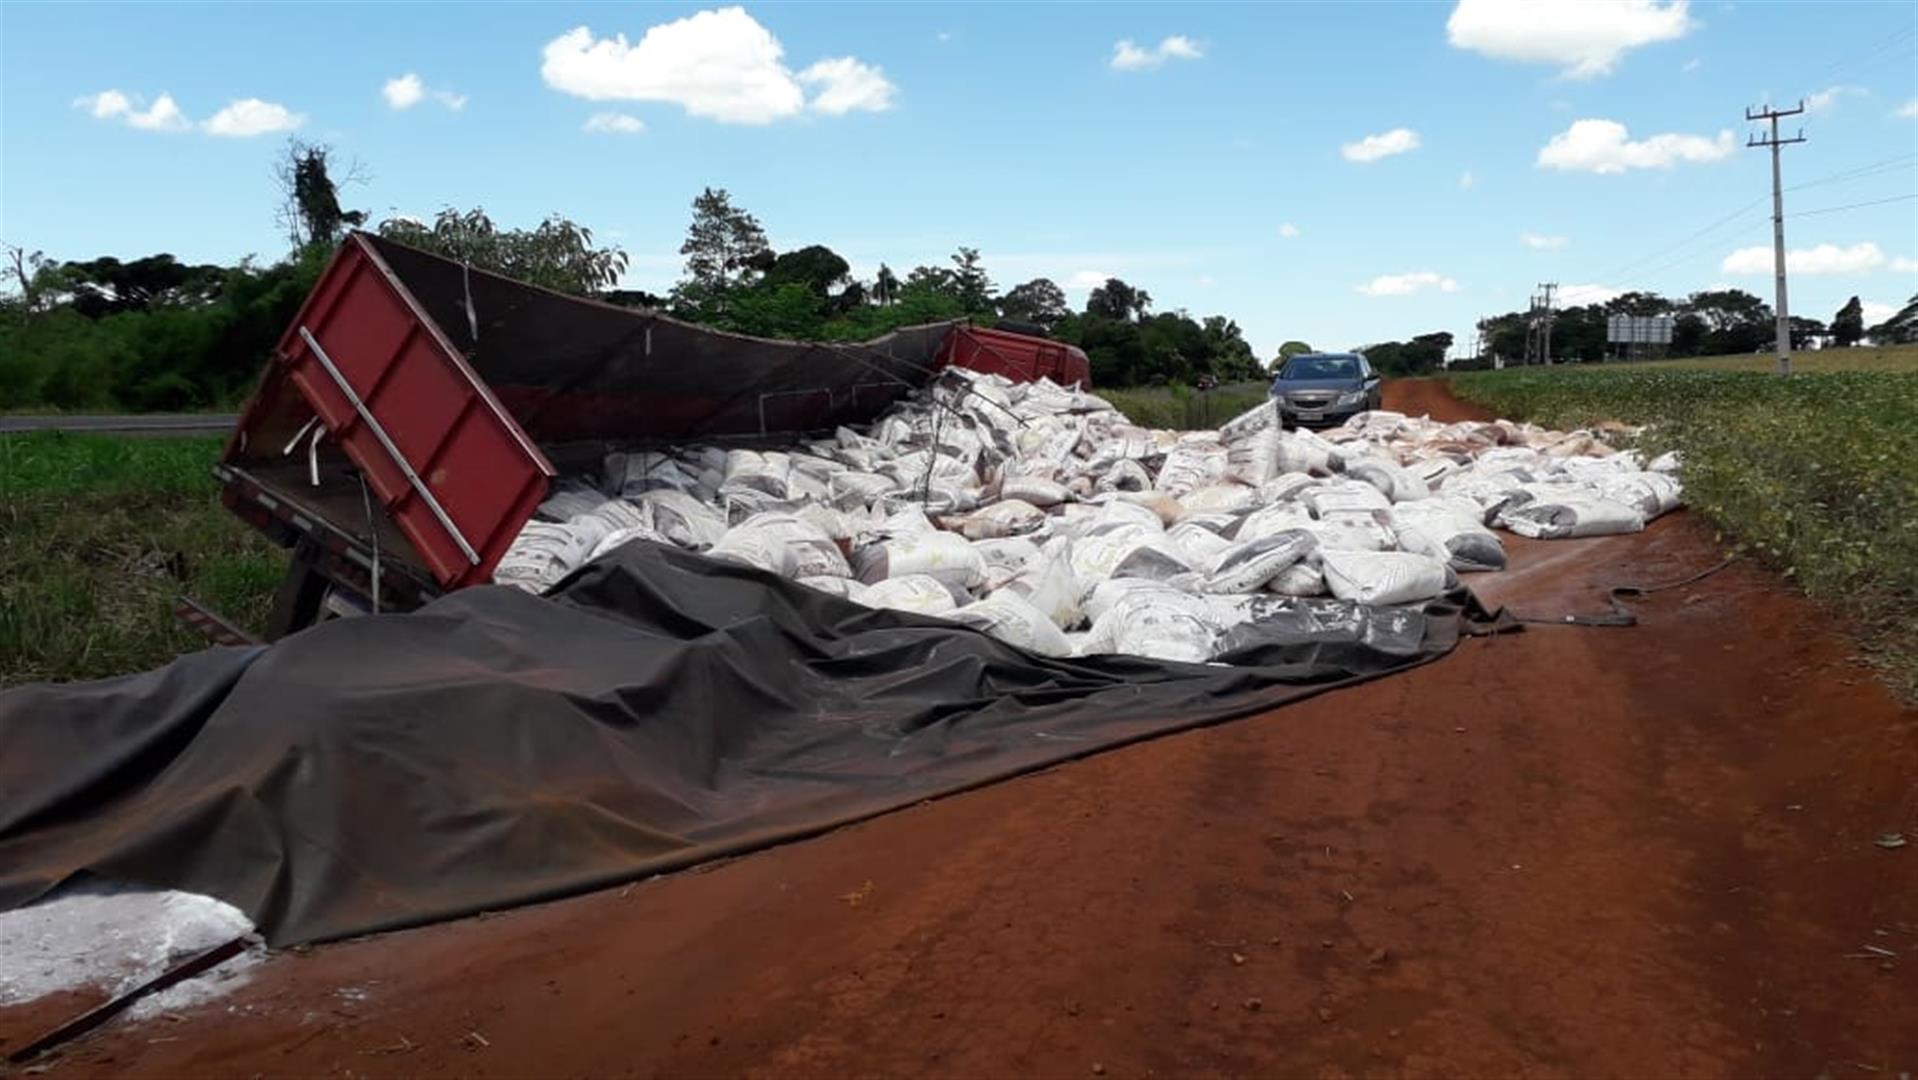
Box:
0 433 284 686
1451 358 1918 697
1100 382 1269 429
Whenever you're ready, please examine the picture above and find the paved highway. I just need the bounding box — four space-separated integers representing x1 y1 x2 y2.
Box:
0 414 238 434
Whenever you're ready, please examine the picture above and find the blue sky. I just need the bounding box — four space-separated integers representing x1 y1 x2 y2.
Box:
3 1 1915 357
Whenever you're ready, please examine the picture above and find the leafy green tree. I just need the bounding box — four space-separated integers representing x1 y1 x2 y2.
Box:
378 209 627 294
1275 340 1313 366
1603 291 1675 317
948 247 996 315
999 278 1068 326
1086 277 1150 322
1788 316 1827 350
1683 289 1773 354
57 255 226 318
761 245 852 300
1830 295 1865 348
676 187 771 301
1867 294 1918 344
903 264 959 298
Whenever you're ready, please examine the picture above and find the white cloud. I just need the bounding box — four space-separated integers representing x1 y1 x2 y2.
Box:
1896 99 1918 119
1536 118 1733 172
1459 169 1476 189
1341 127 1420 163
383 73 424 110
1861 301 1897 326
73 90 189 132
1721 241 1886 275
1356 271 1460 297
1279 222 1300 238
1065 270 1117 293
541 8 892 124
1682 58 1702 72
583 112 647 134
1559 283 1622 305
1196 274 1217 288
797 57 896 114
1521 232 1569 250
202 98 305 137
1110 35 1203 71
1887 256 1918 273
936 31 953 42
1446 0 1696 79
1805 85 1862 113
383 72 467 111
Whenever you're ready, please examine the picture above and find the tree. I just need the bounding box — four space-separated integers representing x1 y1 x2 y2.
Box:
999 278 1069 326
948 247 996 315
378 209 627 295
761 245 851 300
1603 291 1675 317
1867 294 1918 344
1683 289 1772 354
1276 340 1313 363
677 187 771 299
1086 277 1150 322
275 140 366 254
56 255 226 318
903 264 959 297
1788 316 1827 350
872 264 899 307
1831 295 1865 348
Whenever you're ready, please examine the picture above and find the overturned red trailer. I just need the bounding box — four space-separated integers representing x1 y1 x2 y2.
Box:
213 232 1082 638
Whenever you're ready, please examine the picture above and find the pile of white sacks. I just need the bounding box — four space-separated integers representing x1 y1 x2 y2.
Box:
495 370 1681 663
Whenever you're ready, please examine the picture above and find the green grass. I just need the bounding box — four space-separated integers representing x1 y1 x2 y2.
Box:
1450 364 1918 698
1520 344 1918 374
1 432 286 687
1101 381 1270 429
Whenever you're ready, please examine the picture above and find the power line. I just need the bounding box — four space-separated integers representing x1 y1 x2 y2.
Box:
1792 193 1918 218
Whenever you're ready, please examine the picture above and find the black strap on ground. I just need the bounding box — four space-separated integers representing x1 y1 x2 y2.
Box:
5 935 251 1065
1502 555 1738 629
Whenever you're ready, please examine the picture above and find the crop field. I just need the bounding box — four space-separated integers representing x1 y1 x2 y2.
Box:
0 432 285 686
1451 360 1918 696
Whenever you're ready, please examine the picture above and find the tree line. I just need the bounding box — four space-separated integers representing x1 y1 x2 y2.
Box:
0 149 1261 410
1468 288 1915 368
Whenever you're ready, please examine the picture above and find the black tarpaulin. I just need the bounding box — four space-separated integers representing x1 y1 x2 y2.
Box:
0 543 1478 946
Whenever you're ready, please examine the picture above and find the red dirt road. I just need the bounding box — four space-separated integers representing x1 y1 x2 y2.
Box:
13 380 1917 1078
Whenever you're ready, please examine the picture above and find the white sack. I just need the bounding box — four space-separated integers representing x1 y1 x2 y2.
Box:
949 594 1074 658
1320 550 1450 606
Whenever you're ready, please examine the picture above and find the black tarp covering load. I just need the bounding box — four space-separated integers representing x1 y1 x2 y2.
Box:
366 234 961 444
0 543 1481 947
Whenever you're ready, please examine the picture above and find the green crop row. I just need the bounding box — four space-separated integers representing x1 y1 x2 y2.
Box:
1451 368 1918 698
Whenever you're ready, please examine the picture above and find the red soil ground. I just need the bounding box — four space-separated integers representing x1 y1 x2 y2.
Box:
8 379 1914 1078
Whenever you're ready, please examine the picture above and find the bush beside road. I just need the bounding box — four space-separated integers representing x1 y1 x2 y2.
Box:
1451 361 1918 696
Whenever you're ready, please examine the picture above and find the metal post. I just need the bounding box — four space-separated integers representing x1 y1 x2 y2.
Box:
1747 102 1806 377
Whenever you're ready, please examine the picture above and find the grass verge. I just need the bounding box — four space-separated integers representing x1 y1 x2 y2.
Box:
1100 381 1269 429
1 432 286 687
1450 366 1918 698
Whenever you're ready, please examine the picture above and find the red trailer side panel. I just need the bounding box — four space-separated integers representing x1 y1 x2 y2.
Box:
263 237 554 589
936 326 1091 387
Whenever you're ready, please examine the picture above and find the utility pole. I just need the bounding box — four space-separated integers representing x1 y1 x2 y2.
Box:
1748 101 1806 376
1537 282 1558 365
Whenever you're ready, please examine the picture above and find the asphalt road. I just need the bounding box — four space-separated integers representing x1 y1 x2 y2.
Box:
0 413 237 434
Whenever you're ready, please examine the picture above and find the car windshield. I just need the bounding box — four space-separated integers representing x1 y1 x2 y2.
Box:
1279 356 1360 380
